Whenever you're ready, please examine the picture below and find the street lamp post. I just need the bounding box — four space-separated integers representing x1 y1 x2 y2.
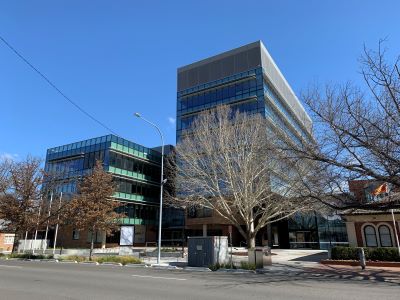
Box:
134 112 165 265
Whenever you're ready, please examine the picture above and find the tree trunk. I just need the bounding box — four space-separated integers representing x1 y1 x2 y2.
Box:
11 229 19 254
247 211 256 249
247 213 256 264
247 232 257 265
247 235 256 249
89 227 95 261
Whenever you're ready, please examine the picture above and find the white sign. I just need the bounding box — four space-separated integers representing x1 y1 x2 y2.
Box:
120 226 134 246
134 225 146 244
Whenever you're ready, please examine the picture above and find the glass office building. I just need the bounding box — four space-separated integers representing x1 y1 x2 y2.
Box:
177 41 313 143
177 41 348 249
44 134 163 246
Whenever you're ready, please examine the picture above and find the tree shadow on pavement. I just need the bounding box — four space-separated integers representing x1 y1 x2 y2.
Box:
181 265 400 290
288 252 328 262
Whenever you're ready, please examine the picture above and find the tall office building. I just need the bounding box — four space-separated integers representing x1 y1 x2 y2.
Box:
176 41 347 248
177 41 312 143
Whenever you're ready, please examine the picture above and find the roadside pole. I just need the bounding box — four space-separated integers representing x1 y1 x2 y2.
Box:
229 225 233 269
53 192 63 255
43 191 53 254
391 209 400 256
32 196 43 254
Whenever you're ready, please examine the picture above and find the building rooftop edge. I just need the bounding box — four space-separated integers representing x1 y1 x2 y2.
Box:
177 41 261 73
259 42 313 125
46 134 159 154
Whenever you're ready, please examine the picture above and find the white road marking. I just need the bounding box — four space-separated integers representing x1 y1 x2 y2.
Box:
0 265 23 269
131 274 187 281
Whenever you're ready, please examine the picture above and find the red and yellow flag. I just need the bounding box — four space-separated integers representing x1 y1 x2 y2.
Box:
371 183 388 196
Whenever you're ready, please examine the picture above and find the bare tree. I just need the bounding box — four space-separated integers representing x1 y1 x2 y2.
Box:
0 156 43 252
66 160 124 259
0 158 11 194
168 106 314 251
291 41 400 210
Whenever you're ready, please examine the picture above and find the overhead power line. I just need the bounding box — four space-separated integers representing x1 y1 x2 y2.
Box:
0 35 119 136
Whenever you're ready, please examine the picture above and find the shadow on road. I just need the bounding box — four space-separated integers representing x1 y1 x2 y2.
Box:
180 265 400 289
288 252 328 262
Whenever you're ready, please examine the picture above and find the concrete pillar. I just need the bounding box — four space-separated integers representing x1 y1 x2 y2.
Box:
202 224 207 237
267 224 273 248
101 231 106 249
345 222 357 247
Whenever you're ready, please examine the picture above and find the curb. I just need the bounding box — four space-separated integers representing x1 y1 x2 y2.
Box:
79 261 100 265
125 263 148 268
99 262 123 266
151 265 182 270
39 259 58 262
183 267 212 272
56 260 78 263
216 268 255 273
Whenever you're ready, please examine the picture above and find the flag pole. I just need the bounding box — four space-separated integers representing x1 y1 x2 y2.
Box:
391 209 400 256
43 191 53 254
32 196 43 254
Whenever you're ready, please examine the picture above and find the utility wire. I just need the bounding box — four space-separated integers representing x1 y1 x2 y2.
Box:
0 35 120 136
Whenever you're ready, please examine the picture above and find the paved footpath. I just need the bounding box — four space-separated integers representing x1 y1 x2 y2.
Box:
304 263 400 285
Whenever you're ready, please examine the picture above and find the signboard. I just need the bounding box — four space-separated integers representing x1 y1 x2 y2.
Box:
120 226 134 246
134 225 146 244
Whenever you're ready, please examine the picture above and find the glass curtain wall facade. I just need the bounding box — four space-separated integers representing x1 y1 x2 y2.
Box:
176 41 348 249
288 213 348 250
44 134 161 231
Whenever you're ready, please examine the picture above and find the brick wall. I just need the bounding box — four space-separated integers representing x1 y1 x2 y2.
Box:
353 220 400 247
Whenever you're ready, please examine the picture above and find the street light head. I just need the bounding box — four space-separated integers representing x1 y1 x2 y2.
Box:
134 112 141 118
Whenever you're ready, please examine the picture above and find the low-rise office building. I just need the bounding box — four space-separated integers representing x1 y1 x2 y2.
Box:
43 134 178 248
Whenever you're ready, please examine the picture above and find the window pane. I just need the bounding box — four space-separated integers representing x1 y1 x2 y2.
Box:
364 225 377 247
379 225 393 247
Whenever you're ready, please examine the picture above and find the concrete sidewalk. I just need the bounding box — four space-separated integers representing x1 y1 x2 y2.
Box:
140 248 330 270
304 263 400 284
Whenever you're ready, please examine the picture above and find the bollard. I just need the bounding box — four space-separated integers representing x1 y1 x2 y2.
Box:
358 248 366 270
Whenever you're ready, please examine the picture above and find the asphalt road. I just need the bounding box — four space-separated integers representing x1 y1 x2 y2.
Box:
0 260 398 300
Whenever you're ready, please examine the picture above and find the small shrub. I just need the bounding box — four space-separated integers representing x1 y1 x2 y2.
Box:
331 246 400 262
222 262 236 269
93 255 142 265
7 253 54 259
150 248 180 253
61 255 87 262
368 247 400 262
331 246 358 260
240 261 256 270
208 262 220 271
208 262 236 271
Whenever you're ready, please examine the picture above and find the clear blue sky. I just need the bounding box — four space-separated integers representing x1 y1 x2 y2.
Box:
1 1 399 161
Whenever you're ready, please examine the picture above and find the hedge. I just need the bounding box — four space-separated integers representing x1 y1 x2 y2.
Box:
6 253 54 259
331 246 400 262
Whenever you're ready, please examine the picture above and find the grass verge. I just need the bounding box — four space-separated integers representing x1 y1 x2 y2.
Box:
6 253 54 260
58 255 142 265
